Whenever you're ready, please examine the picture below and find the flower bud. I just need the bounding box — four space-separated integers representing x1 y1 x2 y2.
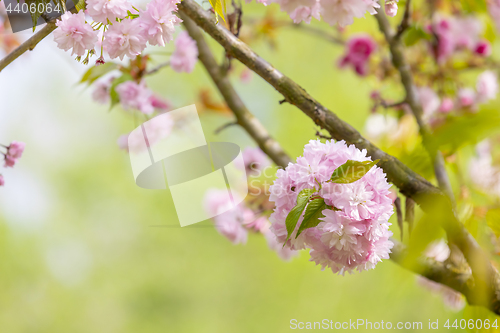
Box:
385 0 398 17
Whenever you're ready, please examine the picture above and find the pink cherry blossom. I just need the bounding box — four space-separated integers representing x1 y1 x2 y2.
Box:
139 0 182 46
170 31 199 73
0 174 4 186
214 209 249 245
53 12 98 57
385 0 398 17
268 140 394 274
8 141 25 159
263 229 299 261
115 81 155 114
338 35 376 76
86 0 132 24
117 134 129 151
103 19 147 60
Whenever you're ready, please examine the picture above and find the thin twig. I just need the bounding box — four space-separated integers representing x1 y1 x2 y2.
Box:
215 120 238 134
146 61 170 76
0 20 57 72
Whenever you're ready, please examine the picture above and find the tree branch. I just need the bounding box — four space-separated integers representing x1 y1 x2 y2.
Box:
179 12 292 168
180 11 482 303
0 20 57 73
177 0 500 314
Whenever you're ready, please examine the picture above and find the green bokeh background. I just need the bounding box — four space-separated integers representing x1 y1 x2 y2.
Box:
1 2 499 332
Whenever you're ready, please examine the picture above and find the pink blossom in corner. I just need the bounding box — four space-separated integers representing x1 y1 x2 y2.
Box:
319 0 379 27
86 0 132 24
338 35 377 76
139 0 182 47
0 175 4 186
170 31 199 73
8 141 25 159
150 96 172 112
476 70 499 103
103 19 147 60
53 12 98 57
115 81 154 114
385 0 398 17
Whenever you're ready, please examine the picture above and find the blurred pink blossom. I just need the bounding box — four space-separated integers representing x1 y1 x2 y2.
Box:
338 35 377 76
170 31 199 73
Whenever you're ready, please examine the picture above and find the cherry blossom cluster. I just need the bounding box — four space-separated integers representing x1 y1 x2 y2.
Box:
53 0 185 64
268 140 394 275
203 148 299 261
0 141 26 187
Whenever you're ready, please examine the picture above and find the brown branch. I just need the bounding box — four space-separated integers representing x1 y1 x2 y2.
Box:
179 12 292 168
395 0 412 40
214 120 238 134
177 0 500 314
0 20 57 72
146 61 170 76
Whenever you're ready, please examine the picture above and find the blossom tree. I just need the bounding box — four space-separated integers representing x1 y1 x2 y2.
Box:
2 0 500 319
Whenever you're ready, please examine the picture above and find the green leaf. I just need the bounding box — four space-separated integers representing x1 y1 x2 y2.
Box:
403 25 432 47
284 189 315 243
208 0 226 23
461 0 487 13
80 63 118 85
486 209 500 238
330 160 379 184
296 198 329 238
109 74 133 109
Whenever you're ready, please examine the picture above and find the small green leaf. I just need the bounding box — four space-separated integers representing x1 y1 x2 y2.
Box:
330 160 379 184
403 25 432 47
284 188 315 244
80 62 118 85
109 74 133 109
296 198 329 238
486 209 500 238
